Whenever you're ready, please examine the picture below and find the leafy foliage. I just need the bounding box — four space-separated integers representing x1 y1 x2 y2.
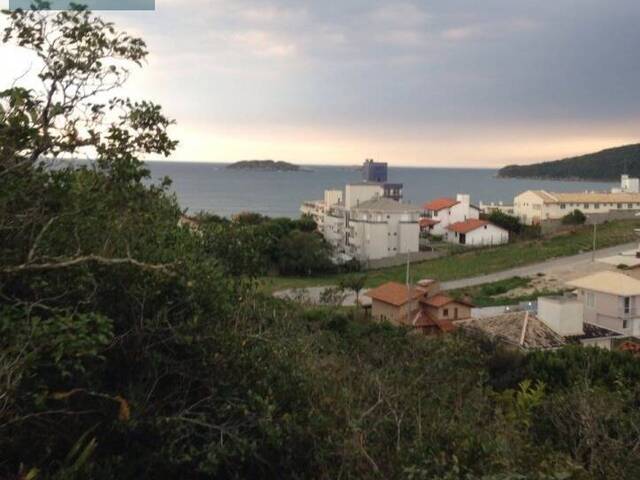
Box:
3 6 640 480
562 209 587 225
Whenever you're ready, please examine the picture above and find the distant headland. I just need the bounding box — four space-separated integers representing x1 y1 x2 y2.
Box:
497 143 640 181
226 160 302 171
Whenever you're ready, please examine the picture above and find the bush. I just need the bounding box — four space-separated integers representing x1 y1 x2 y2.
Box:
561 209 587 225
487 211 523 234
277 231 335 276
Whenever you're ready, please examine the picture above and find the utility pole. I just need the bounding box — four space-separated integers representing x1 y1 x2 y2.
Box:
406 250 411 325
592 222 597 262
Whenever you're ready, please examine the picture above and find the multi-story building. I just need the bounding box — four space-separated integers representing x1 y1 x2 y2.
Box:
513 190 640 225
362 159 388 183
421 194 481 236
347 197 421 260
300 159 416 261
300 189 343 231
567 271 640 337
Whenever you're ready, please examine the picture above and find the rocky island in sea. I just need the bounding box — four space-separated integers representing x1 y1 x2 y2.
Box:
226 160 301 171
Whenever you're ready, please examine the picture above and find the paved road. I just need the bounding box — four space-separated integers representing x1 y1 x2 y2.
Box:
441 242 637 290
274 243 637 306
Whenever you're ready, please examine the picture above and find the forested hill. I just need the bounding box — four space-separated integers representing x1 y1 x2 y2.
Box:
498 143 640 180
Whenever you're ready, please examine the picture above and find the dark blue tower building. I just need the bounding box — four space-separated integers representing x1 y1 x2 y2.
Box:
361 159 403 202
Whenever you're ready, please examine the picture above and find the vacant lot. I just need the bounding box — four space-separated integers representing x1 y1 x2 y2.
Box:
261 219 640 293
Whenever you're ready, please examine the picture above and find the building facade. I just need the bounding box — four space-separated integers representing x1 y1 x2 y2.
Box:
422 194 481 236
567 271 640 337
446 219 509 247
514 177 640 225
347 197 421 261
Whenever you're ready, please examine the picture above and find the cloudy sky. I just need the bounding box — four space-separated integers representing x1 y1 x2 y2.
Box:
2 0 640 167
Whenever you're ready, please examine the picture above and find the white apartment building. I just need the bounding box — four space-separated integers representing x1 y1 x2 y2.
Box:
344 183 384 209
347 197 421 260
300 189 343 231
422 194 481 236
513 190 640 225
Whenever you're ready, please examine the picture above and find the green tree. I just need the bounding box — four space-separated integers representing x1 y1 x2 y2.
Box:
487 211 522 234
562 209 587 225
277 231 334 276
340 273 368 313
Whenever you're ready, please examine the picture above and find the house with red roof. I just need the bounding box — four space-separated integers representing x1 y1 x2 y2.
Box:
364 279 472 335
445 218 509 247
421 193 480 236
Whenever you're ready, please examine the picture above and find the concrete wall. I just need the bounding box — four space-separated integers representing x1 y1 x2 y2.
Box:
540 209 640 234
538 297 584 336
363 250 443 270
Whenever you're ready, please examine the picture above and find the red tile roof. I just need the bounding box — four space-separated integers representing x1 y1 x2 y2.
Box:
419 218 440 227
447 219 490 234
413 312 456 332
365 282 425 307
420 294 474 308
423 197 459 212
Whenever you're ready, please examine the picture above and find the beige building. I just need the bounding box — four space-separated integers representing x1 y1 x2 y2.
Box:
514 190 640 225
567 271 640 337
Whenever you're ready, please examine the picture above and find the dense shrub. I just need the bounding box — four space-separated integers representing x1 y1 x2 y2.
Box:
562 209 587 225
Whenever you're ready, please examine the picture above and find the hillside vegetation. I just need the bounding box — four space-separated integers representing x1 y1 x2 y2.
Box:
498 143 640 180
4 6 640 479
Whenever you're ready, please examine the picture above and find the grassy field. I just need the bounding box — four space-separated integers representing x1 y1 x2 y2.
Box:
261 219 640 293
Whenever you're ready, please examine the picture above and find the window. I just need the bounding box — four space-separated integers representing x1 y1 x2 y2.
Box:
624 297 631 314
585 291 595 308
617 203 623 209
443 308 449 317
623 320 629 329
560 203 566 209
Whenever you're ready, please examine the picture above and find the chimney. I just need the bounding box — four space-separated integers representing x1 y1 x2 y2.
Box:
456 194 470 206
416 278 440 296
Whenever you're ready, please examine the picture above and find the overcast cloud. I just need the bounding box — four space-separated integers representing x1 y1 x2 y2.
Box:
2 0 639 166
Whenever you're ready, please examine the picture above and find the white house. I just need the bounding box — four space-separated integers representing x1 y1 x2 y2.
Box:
567 271 640 337
445 219 509 247
422 194 480 236
347 197 421 260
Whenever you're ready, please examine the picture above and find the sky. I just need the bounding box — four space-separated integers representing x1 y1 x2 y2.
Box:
1 0 640 167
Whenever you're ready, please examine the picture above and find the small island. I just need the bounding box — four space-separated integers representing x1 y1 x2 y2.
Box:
226 160 301 171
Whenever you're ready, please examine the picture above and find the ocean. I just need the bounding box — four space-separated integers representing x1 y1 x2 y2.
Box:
145 162 616 219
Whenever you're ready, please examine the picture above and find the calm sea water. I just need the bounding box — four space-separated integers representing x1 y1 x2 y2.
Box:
145 162 616 219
